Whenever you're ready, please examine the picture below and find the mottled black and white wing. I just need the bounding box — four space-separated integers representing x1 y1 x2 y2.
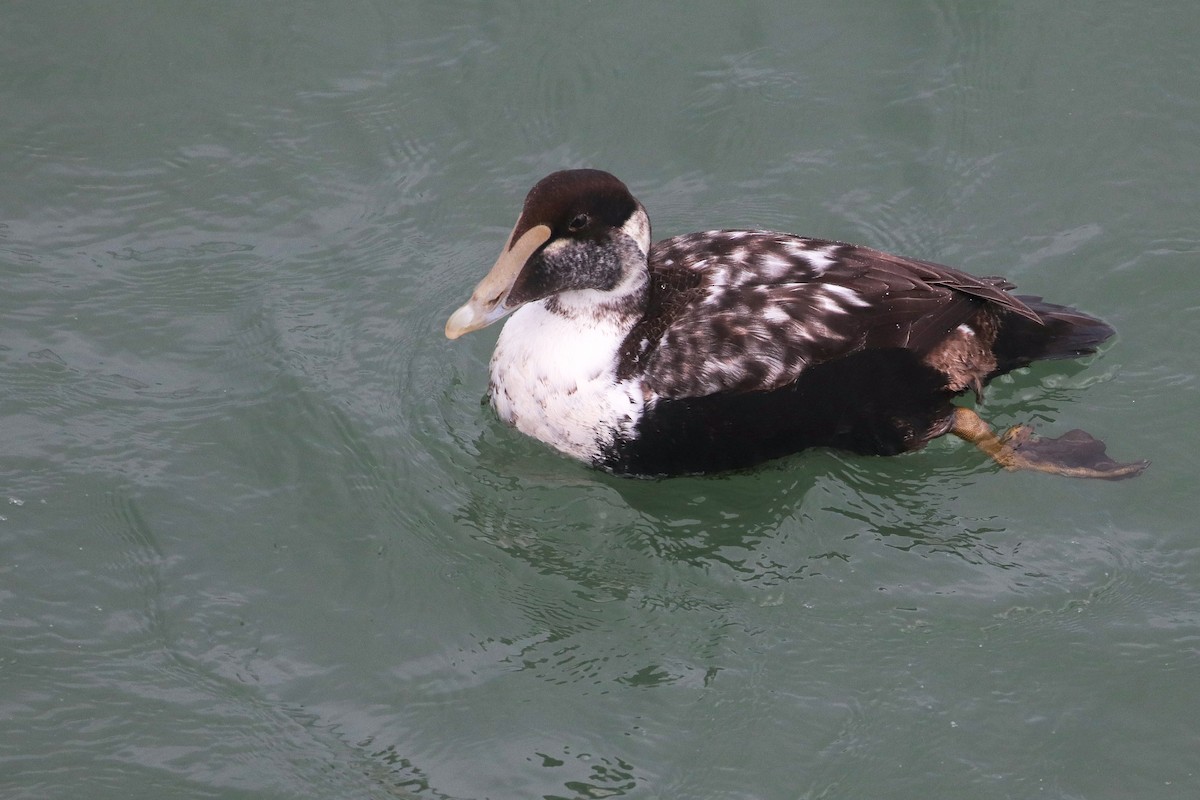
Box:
633 231 1039 399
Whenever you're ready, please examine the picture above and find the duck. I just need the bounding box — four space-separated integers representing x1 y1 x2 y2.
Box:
445 169 1146 480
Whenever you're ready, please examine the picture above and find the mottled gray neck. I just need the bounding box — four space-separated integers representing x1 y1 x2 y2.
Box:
544 209 651 329
544 262 649 328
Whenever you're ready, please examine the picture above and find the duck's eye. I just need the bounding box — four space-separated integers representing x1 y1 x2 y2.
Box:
568 214 589 232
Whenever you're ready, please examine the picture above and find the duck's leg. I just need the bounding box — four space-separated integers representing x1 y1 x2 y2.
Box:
950 407 1148 480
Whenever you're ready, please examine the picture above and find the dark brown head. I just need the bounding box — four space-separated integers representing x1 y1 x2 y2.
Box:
445 169 651 338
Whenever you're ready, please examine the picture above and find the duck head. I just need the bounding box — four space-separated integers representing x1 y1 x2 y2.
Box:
445 169 651 339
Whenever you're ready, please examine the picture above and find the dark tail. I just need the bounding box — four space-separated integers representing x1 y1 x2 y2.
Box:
991 295 1115 376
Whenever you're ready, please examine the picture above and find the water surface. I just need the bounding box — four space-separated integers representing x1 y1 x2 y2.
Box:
2 2 1199 798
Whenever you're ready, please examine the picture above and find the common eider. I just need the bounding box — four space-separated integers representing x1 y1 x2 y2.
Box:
445 169 1146 480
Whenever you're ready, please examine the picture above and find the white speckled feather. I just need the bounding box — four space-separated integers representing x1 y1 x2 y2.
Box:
489 298 649 463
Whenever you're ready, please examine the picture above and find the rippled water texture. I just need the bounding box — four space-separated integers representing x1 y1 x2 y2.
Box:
3 3 1199 799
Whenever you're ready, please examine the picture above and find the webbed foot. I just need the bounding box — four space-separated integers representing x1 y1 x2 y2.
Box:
951 407 1148 480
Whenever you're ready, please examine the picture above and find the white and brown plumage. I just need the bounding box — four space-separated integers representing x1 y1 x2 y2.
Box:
446 169 1146 479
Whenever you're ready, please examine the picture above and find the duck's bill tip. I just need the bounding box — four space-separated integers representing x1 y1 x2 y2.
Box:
444 303 481 339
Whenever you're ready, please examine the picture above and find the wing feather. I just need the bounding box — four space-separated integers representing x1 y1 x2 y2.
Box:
635 231 1039 398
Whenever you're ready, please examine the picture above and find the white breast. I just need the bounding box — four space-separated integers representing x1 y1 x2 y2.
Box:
488 300 647 463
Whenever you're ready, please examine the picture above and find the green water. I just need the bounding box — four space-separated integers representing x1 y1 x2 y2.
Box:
3 3 1198 798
